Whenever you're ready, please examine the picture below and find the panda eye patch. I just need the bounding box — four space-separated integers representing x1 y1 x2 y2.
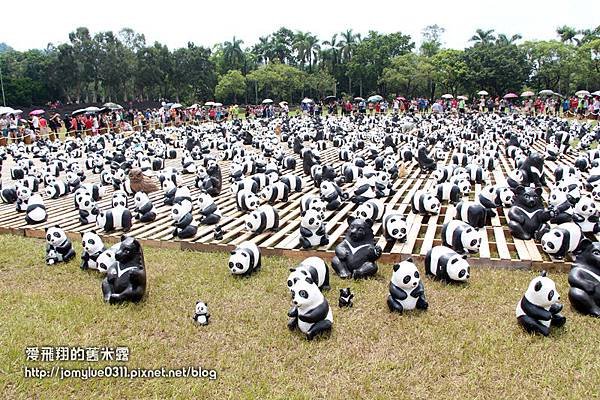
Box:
548 290 554 301
299 290 308 299
459 269 466 278
403 275 411 284
414 271 419 278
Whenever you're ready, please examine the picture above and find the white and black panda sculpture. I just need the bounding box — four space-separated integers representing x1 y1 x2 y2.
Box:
300 195 327 214
133 192 157 223
540 222 583 259
287 257 330 291
435 182 463 204
45 226 76 265
228 241 261 276
78 193 99 225
387 258 428 313
236 189 260 212
516 271 566 336
45 179 69 199
456 200 492 229
354 198 385 222
245 205 279 234
320 181 347 211
80 231 106 271
382 212 408 242
25 193 47 224
411 190 441 216
299 209 328 248
259 181 290 204
287 276 333 340
425 246 470 283
197 193 221 225
171 201 197 239
193 300 210 326
441 220 481 254
96 205 133 233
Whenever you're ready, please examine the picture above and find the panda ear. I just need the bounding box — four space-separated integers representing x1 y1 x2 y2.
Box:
289 268 296 272
80 231 84 237
301 211 306 217
406 257 413 263
534 187 543 196
305 276 314 285
120 235 127 242
515 185 525 195
364 218 373 227
346 215 355 225
579 238 594 252
393 263 400 272
540 270 548 278
462 254 468 260
54 224 61 229
534 280 542 291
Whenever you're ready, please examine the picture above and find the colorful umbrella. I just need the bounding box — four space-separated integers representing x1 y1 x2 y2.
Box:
367 95 383 102
503 93 518 99
29 109 45 116
396 96 406 101
538 89 554 96
441 94 454 99
521 91 535 97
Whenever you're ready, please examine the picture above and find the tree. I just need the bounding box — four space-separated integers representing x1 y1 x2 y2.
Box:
496 33 522 45
379 53 433 97
470 29 496 45
520 40 576 94
223 36 245 72
215 70 246 103
247 63 305 102
432 49 469 96
420 25 445 57
556 25 580 45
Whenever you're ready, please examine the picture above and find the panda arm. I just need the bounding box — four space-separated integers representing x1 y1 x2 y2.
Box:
138 202 153 214
589 215 600 223
177 213 194 228
287 305 298 317
353 184 370 196
299 301 329 323
81 252 90 261
568 268 597 293
300 226 314 237
572 214 585 223
389 282 408 300
521 297 552 321
507 208 525 223
409 281 425 298
202 203 218 215
79 210 89 218
315 225 327 236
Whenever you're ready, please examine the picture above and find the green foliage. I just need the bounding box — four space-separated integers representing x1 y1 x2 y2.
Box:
215 70 246 103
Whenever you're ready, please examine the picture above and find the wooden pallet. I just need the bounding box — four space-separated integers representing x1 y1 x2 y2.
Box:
0 137 577 273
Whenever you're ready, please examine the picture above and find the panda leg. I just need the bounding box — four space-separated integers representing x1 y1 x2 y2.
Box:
140 211 156 223
387 295 404 313
102 279 113 302
320 234 329 246
534 223 550 242
416 294 429 310
201 214 220 225
177 225 198 239
299 236 312 249
322 266 330 290
517 315 550 336
508 220 531 240
287 317 298 330
65 249 76 262
568 287 600 317
306 319 332 340
331 256 351 279
352 262 378 279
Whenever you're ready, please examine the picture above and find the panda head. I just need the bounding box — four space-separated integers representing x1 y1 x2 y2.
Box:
391 258 420 290
228 248 252 275
78 194 95 211
355 202 376 221
384 214 407 240
66 171 79 185
460 224 481 253
112 191 127 208
134 192 150 207
548 189 568 207
540 228 565 255
245 209 263 232
162 178 176 193
81 231 104 255
301 209 324 230
320 181 336 197
457 179 471 195
574 196 597 217
171 202 189 223
496 187 513 207
423 193 441 214
259 186 274 202
591 186 600 202
45 225 67 246
196 166 207 180
290 276 323 309
446 253 470 282
308 198 327 214
18 186 32 201
525 271 560 308
195 301 208 316
197 193 215 212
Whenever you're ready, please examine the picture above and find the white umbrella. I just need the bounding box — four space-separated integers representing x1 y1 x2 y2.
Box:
10 109 23 115
170 103 183 110
262 99 273 104
575 90 590 97
477 90 488 96
521 91 535 97
0 106 15 115
84 106 101 113
279 101 288 107
301 98 314 104
204 101 215 107
592 90 600 96
457 95 468 100
538 89 554 96
441 94 454 99
214 102 223 107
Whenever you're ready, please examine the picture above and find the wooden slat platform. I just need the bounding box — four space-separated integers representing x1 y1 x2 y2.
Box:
0 134 577 273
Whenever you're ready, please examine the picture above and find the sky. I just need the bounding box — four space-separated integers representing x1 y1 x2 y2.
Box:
1 0 599 51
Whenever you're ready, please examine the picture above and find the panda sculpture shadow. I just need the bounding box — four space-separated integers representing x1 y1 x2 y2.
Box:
331 217 382 279
508 185 553 241
569 239 600 317
101 236 147 304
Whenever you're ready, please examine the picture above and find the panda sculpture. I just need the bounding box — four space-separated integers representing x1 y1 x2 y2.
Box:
236 189 260 212
411 190 441 216
201 160 222 196
441 220 481 254
101 236 147 304
280 174 303 192
540 222 583 259
299 209 329 248
300 195 327 214
320 181 347 211
354 198 385 222
25 194 47 224
435 182 462 204
477 185 513 211
382 212 408 242
112 190 128 208
0 184 18 204
338 288 354 308
455 201 492 229
516 271 566 336
171 200 197 239
45 180 69 199
45 226 76 265
245 205 279 234
96 205 133 233
425 246 470 283
133 192 157 223
78 193 99 225
569 240 600 317
507 186 553 240
228 241 261 276
417 146 436 172
80 231 106 271
287 257 330 291
387 258 428 313
331 216 382 279
197 193 221 225
572 196 600 233
193 301 210 326
259 181 290 204
287 276 333 340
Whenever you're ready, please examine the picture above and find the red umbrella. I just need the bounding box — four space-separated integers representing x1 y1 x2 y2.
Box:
29 109 45 116
503 93 518 99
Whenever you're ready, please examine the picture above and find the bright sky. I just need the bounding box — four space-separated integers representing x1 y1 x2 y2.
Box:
2 0 598 51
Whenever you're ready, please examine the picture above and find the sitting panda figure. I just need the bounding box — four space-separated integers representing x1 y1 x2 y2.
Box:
300 195 327 214
425 246 470 283
382 212 408 242
259 182 290 204
508 186 553 240
80 231 106 271
441 220 481 254
516 271 566 336
133 192 157 223
478 185 513 213
236 189 260 212
161 179 177 206
320 181 347 211
16 186 32 212
287 257 330 291
374 171 395 198
331 217 382 279
299 209 328 249
354 198 385 222
351 175 378 204
547 190 573 224
387 258 428 313
245 205 279 233
171 200 197 239
100 169 113 186
45 226 76 265
541 222 583 259
95 243 120 274
25 194 47 224
287 276 333 340
572 196 600 233
45 179 69 200
192 301 210 326
411 190 441 216
228 241 261 276
78 193 99 225
112 190 128 208
506 169 525 190
197 193 221 225
96 205 133 233
181 151 197 174
101 236 147 304
569 240 600 317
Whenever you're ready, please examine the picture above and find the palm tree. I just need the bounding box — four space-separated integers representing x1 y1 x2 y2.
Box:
223 36 245 71
496 33 522 45
338 29 359 93
305 34 320 72
470 29 496 45
252 36 272 65
293 31 309 69
322 34 340 74
556 26 580 45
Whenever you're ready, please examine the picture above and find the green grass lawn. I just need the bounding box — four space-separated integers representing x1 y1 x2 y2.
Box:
1 234 599 399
